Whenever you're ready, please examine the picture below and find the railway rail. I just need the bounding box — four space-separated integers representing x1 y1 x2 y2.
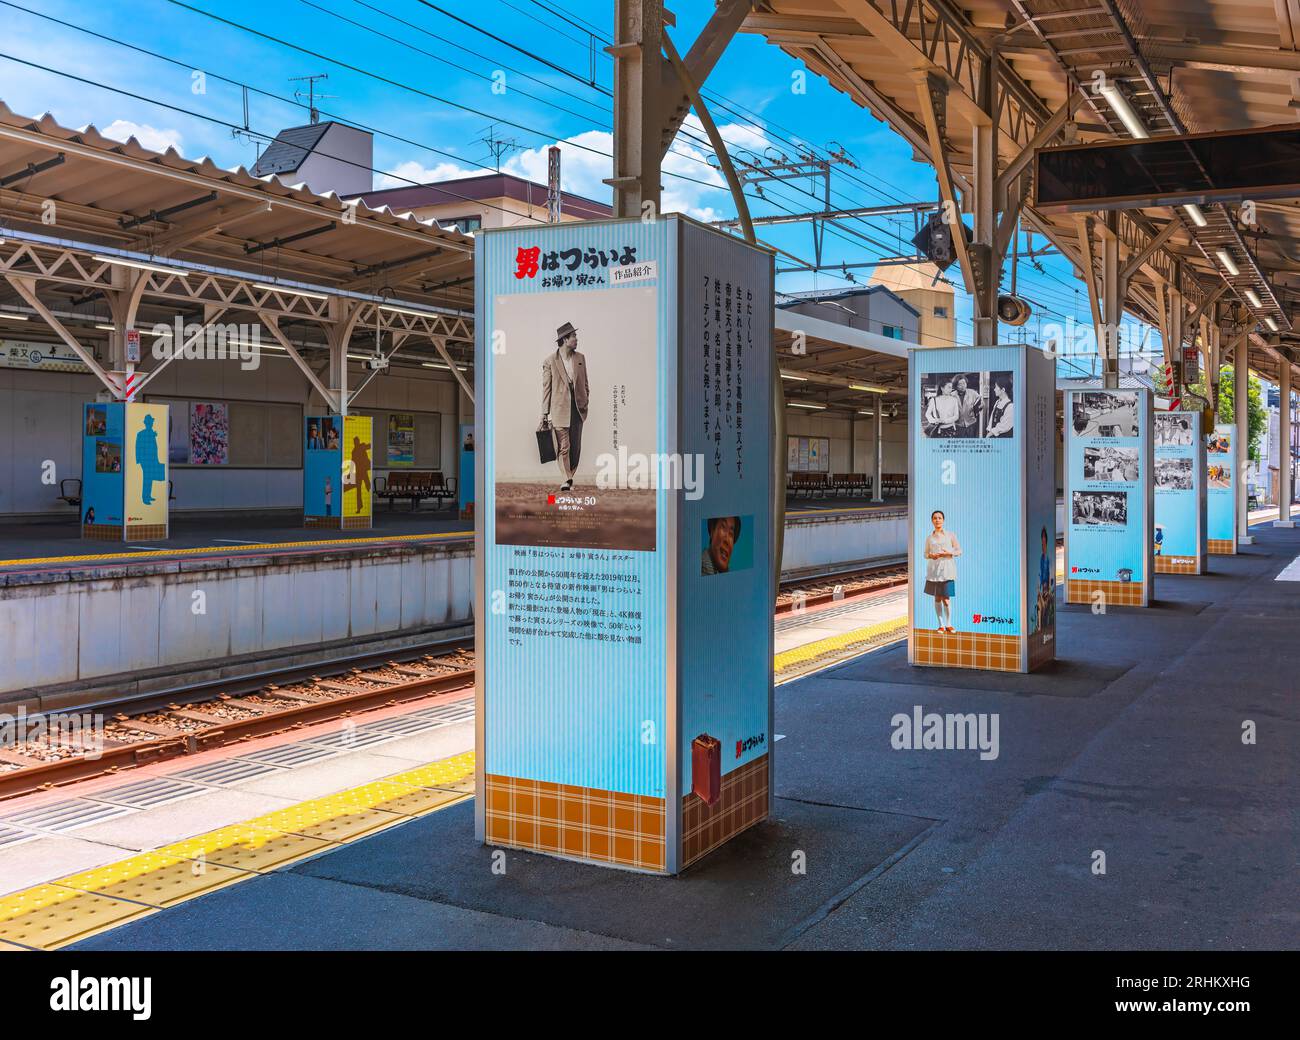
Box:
0 559 914 801
0 641 474 801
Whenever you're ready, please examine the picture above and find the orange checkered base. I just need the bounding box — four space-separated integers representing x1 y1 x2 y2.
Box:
1207 539 1236 555
1066 578 1146 607
682 754 769 869
911 628 1022 672
484 774 666 872
1154 555 1199 574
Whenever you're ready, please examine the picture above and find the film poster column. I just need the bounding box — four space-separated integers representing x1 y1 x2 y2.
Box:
1064 389 1153 608
478 216 773 874
909 348 1056 674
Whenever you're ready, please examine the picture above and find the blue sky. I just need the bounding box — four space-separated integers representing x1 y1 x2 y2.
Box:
0 0 1158 363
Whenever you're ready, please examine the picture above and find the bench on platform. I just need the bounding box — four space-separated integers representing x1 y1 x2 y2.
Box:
376 470 456 510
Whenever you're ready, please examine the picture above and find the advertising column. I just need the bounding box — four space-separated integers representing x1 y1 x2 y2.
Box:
81 402 125 540
1153 410 1207 573
81 401 170 541
304 415 343 528
124 402 169 541
1206 423 1236 554
908 344 1056 673
476 215 773 874
342 414 373 530
1063 388 1154 607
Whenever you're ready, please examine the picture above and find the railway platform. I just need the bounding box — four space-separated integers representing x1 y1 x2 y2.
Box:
0 517 1287 951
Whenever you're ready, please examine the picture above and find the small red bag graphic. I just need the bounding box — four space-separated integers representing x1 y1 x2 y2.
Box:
692 733 722 806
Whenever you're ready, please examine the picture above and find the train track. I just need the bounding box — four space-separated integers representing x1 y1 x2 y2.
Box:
0 560 914 801
776 561 908 614
0 641 474 801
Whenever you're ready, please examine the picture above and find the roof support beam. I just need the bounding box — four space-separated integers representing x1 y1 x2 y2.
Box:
261 312 338 412
5 274 117 395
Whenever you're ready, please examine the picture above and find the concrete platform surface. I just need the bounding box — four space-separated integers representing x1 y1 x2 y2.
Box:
0 511 471 568
69 524 1300 951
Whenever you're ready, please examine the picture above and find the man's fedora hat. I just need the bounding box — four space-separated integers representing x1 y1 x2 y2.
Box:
556 321 578 343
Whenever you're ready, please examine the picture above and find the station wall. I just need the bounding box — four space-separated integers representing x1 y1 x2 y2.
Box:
785 409 908 474
0 357 471 518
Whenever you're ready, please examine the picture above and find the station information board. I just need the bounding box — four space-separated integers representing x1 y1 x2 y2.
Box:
476 215 774 874
1153 410 1207 574
1063 388 1154 608
908 344 1056 674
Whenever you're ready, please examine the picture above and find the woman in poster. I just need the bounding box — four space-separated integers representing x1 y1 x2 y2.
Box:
1033 526 1054 633
985 377 1014 437
923 509 961 633
924 378 960 436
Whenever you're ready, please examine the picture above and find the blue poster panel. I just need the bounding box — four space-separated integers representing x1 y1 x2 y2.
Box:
476 216 774 873
1153 410 1207 573
303 415 342 524
909 345 1055 673
1064 389 1153 607
676 218 774 866
458 422 474 517
82 401 124 534
478 217 675 872
1206 423 1236 554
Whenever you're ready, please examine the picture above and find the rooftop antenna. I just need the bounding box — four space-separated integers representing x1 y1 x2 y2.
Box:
290 73 336 125
480 124 519 171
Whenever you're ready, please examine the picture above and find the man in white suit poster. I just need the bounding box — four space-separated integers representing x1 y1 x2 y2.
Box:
541 321 590 492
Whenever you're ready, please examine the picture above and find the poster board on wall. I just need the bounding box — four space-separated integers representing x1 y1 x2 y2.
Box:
785 435 829 472
908 345 1056 674
386 412 415 466
1153 410 1207 574
476 214 774 875
1063 388 1154 608
1206 423 1236 554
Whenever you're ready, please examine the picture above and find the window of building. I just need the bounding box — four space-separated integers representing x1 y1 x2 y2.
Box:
933 305 948 317
443 214 482 234
881 324 902 339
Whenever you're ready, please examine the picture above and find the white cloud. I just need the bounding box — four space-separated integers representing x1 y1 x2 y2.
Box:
96 119 184 154
373 159 486 190
370 115 777 223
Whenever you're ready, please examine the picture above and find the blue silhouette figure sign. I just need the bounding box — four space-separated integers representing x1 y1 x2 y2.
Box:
134 412 166 506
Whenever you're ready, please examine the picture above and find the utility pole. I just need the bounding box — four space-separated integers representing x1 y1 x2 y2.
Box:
546 145 562 223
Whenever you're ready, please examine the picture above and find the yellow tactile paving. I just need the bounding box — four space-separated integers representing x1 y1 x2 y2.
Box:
389 751 477 793
54 852 251 908
251 797 406 844
0 940 27 950
0 884 155 950
775 616 909 674
0 529 472 569
0 748 478 949
154 822 336 872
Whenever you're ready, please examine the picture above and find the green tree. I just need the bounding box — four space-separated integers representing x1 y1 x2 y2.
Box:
1189 366 1267 463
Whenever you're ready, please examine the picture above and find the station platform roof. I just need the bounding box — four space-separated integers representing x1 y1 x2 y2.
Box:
0 100 476 377
743 1 1300 386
